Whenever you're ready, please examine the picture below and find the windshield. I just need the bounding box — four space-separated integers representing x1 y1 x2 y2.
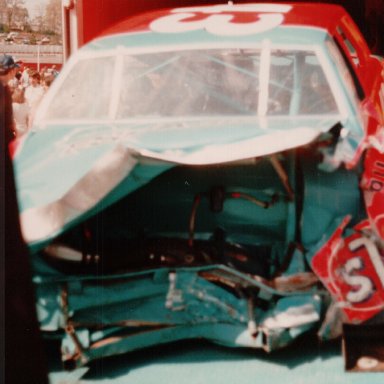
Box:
46 48 338 120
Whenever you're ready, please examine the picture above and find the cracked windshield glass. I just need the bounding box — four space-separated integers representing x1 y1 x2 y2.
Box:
46 48 338 120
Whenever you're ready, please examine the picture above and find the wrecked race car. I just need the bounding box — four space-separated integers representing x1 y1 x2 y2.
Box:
13 3 384 371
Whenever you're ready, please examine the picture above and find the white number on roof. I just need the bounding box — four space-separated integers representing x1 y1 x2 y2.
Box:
150 4 291 36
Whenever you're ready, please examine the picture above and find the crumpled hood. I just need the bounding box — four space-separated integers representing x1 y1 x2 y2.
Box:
15 116 340 248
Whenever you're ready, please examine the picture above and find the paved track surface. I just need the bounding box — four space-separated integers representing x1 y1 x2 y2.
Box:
48 337 384 383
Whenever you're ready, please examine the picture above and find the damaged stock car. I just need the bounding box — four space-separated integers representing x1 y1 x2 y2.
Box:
13 3 384 371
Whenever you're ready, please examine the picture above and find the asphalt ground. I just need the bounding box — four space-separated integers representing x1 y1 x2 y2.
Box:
48 336 384 383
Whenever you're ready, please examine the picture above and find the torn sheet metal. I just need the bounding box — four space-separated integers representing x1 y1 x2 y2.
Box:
16 117 337 248
33 261 324 368
360 147 384 241
309 217 384 323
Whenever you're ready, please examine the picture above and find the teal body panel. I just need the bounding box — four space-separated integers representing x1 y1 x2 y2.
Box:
87 26 328 51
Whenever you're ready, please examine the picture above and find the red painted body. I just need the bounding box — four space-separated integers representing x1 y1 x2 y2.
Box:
72 0 226 47
361 148 384 240
312 218 384 322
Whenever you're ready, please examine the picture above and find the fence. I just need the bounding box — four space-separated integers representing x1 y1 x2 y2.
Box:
0 44 63 68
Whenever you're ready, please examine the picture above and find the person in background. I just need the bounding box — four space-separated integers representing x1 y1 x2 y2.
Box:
42 74 54 93
0 54 19 87
21 65 30 88
25 71 44 109
1 79 49 384
0 54 19 139
24 71 44 126
15 71 22 87
50 65 59 78
12 88 30 137
8 70 22 91
40 66 48 82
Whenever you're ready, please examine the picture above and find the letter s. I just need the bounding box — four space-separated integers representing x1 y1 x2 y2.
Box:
342 257 373 303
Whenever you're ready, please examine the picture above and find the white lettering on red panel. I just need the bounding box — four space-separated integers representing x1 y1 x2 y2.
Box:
342 257 374 303
342 237 384 304
332 234 384 321
150 5 292 36
311 219 384 322
361 148 384 240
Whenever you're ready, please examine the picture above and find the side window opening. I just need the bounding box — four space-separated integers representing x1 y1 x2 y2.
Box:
331 35 365 100
336 26 360 66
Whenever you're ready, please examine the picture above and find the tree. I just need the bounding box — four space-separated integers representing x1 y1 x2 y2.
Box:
44 0 62 35
13 4 28 29
32 3 45 33
3 0 27 30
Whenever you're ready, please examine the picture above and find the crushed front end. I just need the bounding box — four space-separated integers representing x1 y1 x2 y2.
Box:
27 142 383 369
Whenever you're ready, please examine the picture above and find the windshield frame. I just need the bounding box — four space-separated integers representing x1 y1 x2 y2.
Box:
35 42 350 127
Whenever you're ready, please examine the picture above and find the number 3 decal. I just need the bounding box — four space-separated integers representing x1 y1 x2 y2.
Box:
150 4 291 36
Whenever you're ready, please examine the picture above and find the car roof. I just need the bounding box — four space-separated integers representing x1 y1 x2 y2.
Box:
99 3 347 39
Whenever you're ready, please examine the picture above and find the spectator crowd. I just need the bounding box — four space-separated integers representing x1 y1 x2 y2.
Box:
1 54 59 139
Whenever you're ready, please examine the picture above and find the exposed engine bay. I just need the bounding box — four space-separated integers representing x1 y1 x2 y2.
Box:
31 141 370 369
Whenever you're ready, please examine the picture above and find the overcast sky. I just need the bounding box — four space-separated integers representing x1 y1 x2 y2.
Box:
23 0 49 18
